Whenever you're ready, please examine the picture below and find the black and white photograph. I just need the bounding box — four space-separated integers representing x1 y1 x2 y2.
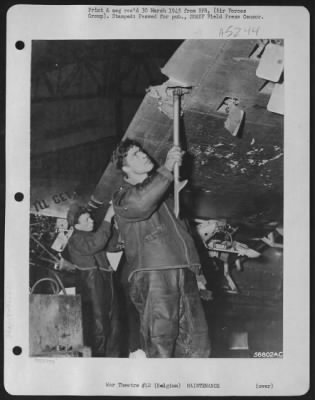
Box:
28 38 284 360
4 5 310 396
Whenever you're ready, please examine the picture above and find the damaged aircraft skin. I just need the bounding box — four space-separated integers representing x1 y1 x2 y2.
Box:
93 39 283 224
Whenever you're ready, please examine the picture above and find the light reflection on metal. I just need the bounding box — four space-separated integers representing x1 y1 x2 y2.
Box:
169 87 190 217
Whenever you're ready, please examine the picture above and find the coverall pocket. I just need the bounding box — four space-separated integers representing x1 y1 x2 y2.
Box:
149 293 179 339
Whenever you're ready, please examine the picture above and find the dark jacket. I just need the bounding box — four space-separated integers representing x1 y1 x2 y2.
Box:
67 220 118 271
112 166 201 281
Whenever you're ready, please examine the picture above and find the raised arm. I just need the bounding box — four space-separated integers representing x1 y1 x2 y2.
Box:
113 146 183 221
71 205 115 255
114 167 173 221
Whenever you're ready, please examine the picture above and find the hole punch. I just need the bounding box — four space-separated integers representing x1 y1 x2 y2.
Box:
13 346 22 355
15 41 25 50
14 192 24 202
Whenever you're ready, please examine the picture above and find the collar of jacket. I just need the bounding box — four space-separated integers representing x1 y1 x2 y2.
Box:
119 170 157 190
73 228 94 235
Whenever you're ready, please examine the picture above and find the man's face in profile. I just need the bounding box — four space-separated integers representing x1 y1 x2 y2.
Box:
123 145 154 176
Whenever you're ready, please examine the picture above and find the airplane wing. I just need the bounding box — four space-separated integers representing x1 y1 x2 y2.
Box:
92 39 283 221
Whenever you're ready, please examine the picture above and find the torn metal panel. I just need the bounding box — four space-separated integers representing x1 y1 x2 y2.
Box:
146 81 176 119
256 42 284 82
162 39 282 128
147 80 192 120
267 82 284 115
222 101 245 136
161 40 259 113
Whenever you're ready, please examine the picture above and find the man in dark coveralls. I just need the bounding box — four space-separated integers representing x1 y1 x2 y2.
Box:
112 139 211 358
67 203 121 357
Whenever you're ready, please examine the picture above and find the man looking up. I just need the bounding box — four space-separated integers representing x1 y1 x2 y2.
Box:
112 139 211 358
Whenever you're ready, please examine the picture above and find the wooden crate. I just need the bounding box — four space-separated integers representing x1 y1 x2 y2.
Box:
29 294 90 357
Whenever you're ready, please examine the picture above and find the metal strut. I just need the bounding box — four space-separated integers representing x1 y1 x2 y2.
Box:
171 87 190 217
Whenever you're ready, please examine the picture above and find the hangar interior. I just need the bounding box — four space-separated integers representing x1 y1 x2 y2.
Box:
29 39 283 358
